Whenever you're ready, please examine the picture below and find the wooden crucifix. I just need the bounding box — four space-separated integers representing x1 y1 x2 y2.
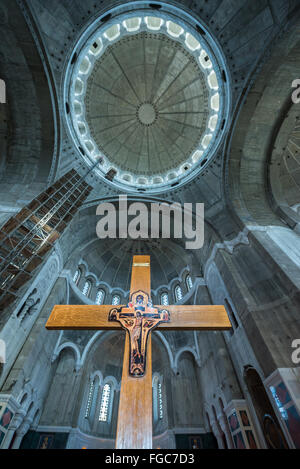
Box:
45 255 231 449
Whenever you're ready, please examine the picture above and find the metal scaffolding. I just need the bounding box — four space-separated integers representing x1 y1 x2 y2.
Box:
0 169 92 311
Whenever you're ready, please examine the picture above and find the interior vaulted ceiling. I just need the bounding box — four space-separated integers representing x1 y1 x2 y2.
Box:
67 9 226 192
1 0 299 239
85 32 208 178
18 0 299 233
78 238 193 292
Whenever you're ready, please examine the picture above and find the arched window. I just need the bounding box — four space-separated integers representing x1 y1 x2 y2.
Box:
186 274 193 291
95 289 105 305
244 367 289 449
99 384 111 422
73 268 81 285
160 292 169 306
175 285 183 302
153 376 164 423
85 379 95 418
158 382 163 420
112 294 121 306
84 375 101 425
224 298 238 330
82 280 92 297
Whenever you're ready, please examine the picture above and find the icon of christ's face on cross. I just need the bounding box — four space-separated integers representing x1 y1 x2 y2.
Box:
109 290 170 377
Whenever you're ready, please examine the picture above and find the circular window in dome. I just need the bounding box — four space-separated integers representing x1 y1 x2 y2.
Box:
64 4 230 193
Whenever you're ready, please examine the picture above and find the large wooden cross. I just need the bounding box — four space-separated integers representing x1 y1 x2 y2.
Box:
46 255 231 449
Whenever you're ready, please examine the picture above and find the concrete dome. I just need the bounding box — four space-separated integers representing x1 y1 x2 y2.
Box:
77 237 194 292
85 32 208 178
67 10 227 192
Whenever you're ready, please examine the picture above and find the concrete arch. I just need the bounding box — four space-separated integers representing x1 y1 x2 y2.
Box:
54 342 81 371
0 0 57 206
85 273 98 285
18 391 29 407
17 382 37 412
26 401 34 416
103 375 120 392
80 331 106 368
226 16 300 229
90 370 104 386
174 347 200 372
203 402 214 431
153 331 175 372
152 371 163 386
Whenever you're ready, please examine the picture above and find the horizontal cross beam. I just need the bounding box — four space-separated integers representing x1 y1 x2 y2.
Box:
45 304 231 331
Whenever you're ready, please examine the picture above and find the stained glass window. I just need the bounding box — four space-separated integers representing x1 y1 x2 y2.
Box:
175 285 183 302
99 384 111 422
270 386 288 420
158 382 163 419
186 275 193 291
85 380 95 418
112 295 121 305
82 280 91 297
153 378 163 422
73 269 81 285
161 292 169 306
96 289 105 305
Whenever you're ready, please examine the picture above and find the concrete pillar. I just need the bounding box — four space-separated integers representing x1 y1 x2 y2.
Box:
1 411 25 449
218 413 234 449
11 417 33 449
211 420 224 449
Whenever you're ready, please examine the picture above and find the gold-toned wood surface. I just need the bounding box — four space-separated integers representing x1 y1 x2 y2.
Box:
46 304 230 331
116 333 153 449
45 304 124 330
130 255 151 295
115 254 153 448
154 305 232 330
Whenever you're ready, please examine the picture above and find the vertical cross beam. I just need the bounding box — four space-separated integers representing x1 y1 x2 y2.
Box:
115 255 153 449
